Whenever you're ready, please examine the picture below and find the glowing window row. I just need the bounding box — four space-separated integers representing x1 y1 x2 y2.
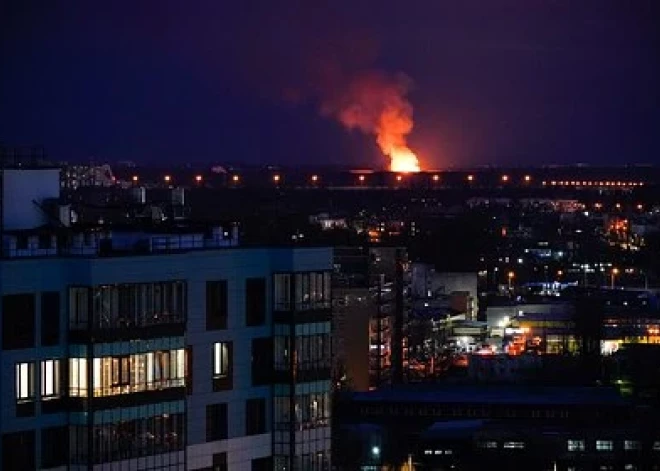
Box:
69 349 186 397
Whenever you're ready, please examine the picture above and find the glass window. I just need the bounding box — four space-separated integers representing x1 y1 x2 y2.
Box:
41 359 60 399
41 292 60 346
624 440 641 450
246 278 266 326
293 272 331 310
274 274 291 311
91 349 186 397
478 441 498 449
69 287 89 329
69 358 88 397
503 442 525 449
567 439 585 451
206 280 228 330
214 342 230 378
246 398 267 435
206 403 228 441
596 440 614 451
15 362 35 401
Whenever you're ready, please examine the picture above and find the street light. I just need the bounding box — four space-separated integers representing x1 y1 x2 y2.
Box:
611 268 619 289
508 271 515 290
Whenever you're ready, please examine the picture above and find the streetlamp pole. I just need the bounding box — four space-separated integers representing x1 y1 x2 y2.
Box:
611 268 619 289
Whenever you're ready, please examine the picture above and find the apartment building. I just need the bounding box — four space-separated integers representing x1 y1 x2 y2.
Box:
0 167 332 470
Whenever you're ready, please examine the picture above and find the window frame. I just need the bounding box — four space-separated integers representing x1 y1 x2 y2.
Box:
40 359 61 399
15 362 35 402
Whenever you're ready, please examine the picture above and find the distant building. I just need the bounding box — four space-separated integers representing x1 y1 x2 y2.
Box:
334 385 656 470
411 265 478 320
332 246 407 390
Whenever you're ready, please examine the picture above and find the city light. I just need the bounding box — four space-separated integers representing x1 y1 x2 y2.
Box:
359 175 366 182
432 174 440 181
501 175 509 182
273 174 281 182
132 175 139 182
164 175 171 183
195 175 203 183
524 175 531 182
311 175 318 182
467 174 474 182
232 174 240 182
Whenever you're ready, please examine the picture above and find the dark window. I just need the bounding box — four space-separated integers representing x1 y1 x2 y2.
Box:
16 235 28 250
206 403 228 441
213 452 228 471
2 294 35 350
206 281 228 330
246 398 267 435
38 234 51 249
42 426 67 468
2 430 35 470
252 457 272 471
245 277 266 326
251 337 272 386
41 292 60 346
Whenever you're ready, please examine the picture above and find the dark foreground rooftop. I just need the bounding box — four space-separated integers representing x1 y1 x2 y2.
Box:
346 384 627 406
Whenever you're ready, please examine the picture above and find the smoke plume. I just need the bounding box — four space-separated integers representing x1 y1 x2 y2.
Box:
318 71 419 171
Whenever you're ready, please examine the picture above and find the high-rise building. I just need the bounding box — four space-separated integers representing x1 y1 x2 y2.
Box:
0 167 332 470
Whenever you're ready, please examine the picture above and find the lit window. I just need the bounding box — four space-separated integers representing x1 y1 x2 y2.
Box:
15 362 35 401
596 440 614 451
478 441 498 449
41 359 61 399
503 441 525 449
624 440 641 450
69 358 88 397
214 342 230 378
567 439 585 451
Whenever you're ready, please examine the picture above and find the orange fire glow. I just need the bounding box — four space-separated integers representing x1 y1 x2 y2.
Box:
321 71 421 173
389 146 420 173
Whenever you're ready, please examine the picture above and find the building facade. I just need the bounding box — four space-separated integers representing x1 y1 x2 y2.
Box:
0 169 332 470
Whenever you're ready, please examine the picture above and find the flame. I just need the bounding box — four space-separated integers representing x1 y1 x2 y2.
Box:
321 71 421 172
389 146 420 173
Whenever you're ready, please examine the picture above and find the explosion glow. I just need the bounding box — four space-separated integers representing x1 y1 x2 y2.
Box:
388 146 420 173
321 70 421 172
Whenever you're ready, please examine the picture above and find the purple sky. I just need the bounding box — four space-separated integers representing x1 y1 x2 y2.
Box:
1 1 658 169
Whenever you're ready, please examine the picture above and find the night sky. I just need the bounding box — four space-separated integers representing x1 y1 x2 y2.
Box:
1 1 658 169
